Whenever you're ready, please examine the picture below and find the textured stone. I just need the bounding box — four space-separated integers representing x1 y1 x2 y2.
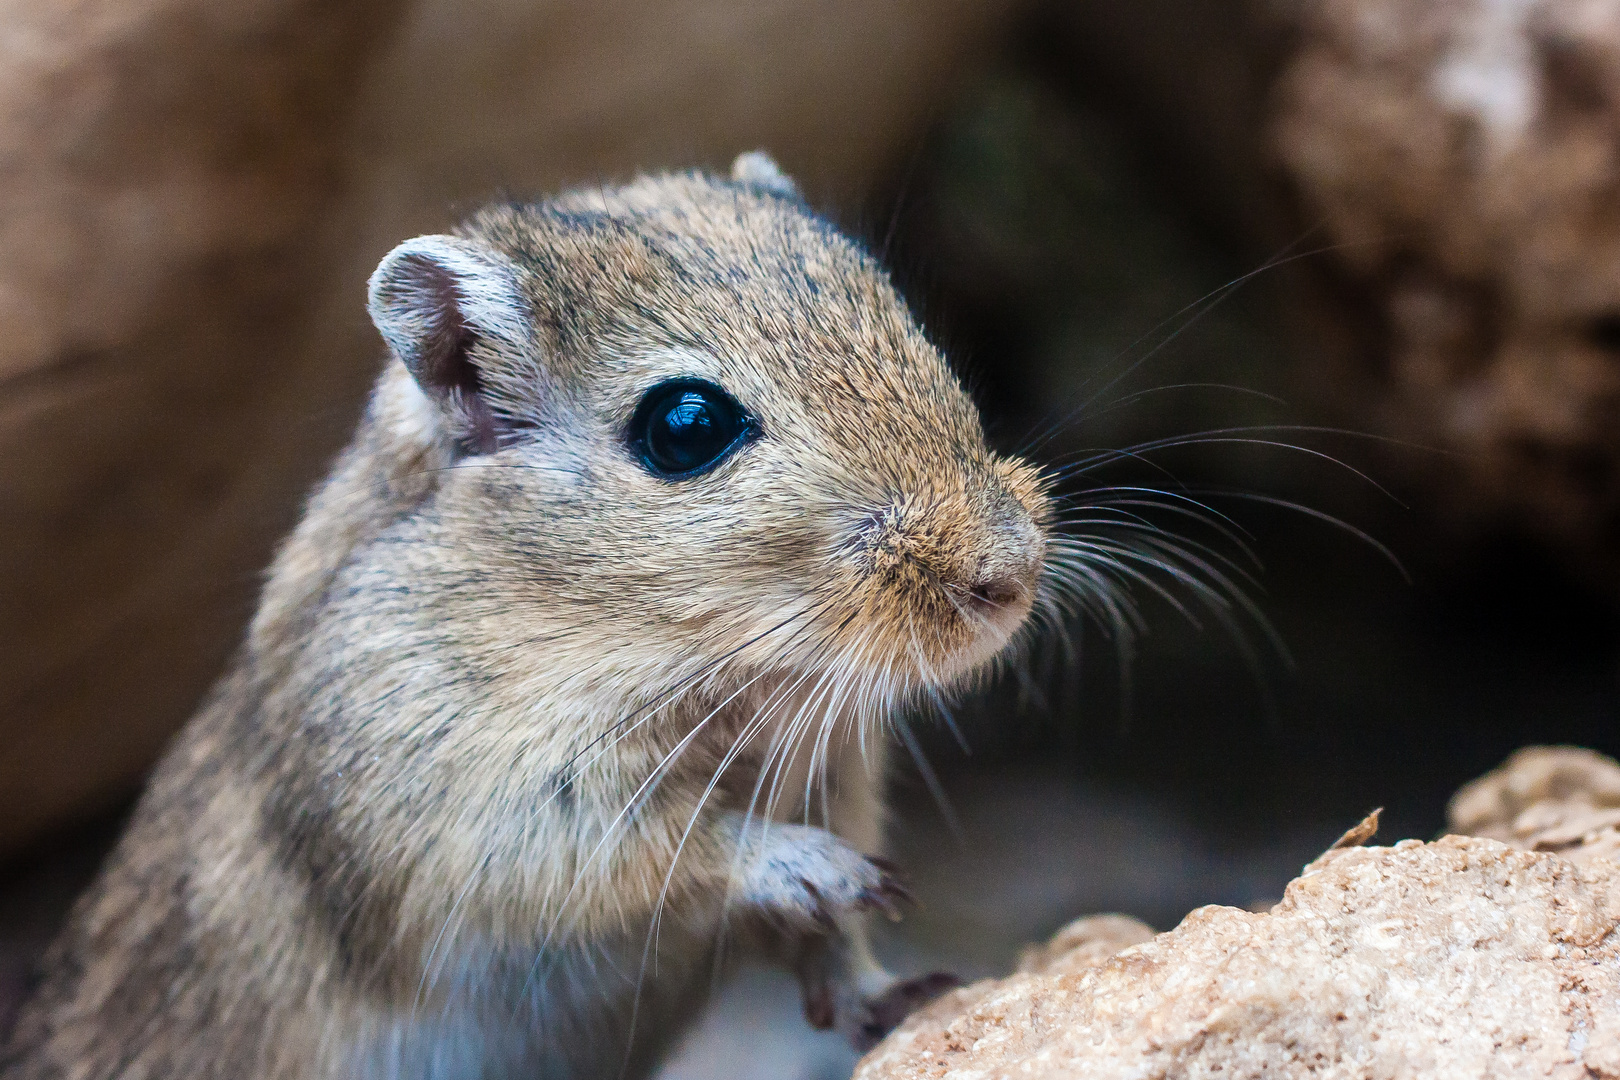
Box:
857 752 1620 1079
1450 744 1620 865
1014 914 1157 979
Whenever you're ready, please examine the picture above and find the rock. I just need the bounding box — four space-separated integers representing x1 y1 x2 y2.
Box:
1269 0 1620 579
857 752 1620 1078
1014 914 1156 978
1450 745 1620 864
0 0 412 858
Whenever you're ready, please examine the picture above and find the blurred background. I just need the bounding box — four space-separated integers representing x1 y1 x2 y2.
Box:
4 0 1620 1075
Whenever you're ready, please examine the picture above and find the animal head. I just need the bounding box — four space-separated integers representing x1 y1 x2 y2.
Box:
354 153 1049 720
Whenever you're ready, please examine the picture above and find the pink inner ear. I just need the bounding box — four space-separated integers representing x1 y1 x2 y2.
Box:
389 251 502 456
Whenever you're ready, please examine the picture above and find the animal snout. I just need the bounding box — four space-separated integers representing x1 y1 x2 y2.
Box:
956 518 1043 624
964 567 1030 615
854 485 1044 631
969 577 1022 610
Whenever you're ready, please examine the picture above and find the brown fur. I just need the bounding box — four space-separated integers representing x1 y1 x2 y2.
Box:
1 158 1048 1079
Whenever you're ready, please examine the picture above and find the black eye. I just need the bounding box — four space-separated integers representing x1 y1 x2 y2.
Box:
630 379 758 478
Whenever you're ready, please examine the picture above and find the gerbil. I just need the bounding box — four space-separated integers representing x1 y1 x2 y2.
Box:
1 152 1049 1079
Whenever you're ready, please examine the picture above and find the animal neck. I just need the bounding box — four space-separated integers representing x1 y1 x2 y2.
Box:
250 368 447 661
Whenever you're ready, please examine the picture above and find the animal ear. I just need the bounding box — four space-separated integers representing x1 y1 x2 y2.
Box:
730 150 800 199
367 234 529 455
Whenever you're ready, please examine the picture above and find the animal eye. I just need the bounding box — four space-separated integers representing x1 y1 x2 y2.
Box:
630 379 758 478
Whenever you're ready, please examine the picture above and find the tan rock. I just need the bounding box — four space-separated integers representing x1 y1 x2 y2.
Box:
1270 0 1620 577
0 0 410 858
1450 744 1620 864
858 754 1620 1078
1015 914 1156 978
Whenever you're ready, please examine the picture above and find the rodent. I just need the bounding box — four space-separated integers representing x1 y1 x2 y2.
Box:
0 151 1049 1079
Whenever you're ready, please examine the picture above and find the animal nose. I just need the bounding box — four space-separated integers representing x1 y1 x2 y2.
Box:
852 483 1044 625
964 573 1027 615
957 514 1042 620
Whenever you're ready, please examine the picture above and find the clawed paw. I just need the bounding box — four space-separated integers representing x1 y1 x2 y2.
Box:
730 822 915 931
798 855 913 929
725 816 949 1051
803 969 961 1051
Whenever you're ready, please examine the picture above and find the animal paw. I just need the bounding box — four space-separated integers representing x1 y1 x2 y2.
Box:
726 819 912 930
803 968 961 1051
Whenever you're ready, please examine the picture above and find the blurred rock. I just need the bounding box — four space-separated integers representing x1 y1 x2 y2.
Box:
1271 0 1620 583
0 0 411 858
857 753 1620 1078
1012 913 1154 977
1450 744 1620 863
966 0 1620 586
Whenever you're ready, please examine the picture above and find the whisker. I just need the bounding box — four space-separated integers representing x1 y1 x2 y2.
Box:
1016 228 1334 456
1047 426 1417 507
894 712 963 840
1176 489 1410 582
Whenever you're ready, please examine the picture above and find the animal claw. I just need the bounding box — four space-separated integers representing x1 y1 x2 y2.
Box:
852 971 962 1052
859 863 915 921
803 978 836 1029
800 879 839 931
866 854 904 875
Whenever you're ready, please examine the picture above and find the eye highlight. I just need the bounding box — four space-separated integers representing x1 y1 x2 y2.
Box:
629 378 759 479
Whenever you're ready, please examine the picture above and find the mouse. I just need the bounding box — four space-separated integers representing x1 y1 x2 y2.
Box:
0 151 1049 1080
